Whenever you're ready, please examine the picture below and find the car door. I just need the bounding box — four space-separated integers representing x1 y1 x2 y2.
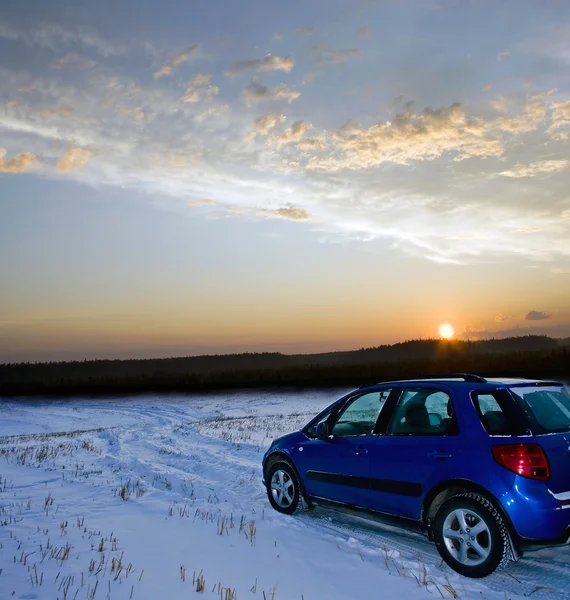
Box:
299 389 392 509
366 385 463 519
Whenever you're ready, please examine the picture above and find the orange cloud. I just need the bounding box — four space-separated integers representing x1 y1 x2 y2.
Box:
247 112 286 141
277 120 312 144
181 74 219 103
501 160 569 178
56 146 92 173
0 148 39 173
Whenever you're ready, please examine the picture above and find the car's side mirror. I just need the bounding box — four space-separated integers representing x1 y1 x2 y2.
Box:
315 421 331 439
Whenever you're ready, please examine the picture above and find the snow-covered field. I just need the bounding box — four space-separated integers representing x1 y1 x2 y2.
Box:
1 390 569 600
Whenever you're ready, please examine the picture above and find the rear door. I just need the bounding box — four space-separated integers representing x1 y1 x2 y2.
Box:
299 389 391 509
509 385 570 494
366 385 463 519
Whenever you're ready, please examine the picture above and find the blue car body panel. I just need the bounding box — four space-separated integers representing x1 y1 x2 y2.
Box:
263 378 570 548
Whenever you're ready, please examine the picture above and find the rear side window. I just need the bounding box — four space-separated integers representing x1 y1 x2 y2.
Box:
509 386 570 435
472 391 528 436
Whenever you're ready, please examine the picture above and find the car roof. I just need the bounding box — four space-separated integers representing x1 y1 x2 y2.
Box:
364 374 564 388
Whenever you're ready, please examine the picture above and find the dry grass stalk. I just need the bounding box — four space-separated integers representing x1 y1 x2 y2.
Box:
248 520 256 546
443 578 458 598
195 570 205 592
430 577 445 599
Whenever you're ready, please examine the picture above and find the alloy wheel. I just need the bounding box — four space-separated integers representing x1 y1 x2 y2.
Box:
442 508 491 566
270 469 295 508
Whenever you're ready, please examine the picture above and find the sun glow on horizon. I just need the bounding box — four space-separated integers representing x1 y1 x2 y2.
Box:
439 323 455 340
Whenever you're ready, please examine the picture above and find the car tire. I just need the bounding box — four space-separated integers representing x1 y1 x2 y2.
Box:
265 461 301 515
433 492 510 578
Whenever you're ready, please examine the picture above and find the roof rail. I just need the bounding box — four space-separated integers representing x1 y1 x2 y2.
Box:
359 373 488 388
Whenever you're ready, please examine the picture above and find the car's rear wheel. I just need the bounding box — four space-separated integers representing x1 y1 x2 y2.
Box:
433 492 510 578
266 462 300 515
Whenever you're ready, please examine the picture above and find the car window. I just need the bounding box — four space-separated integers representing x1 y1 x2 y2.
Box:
471 390 528 436
331 390 391 437
305 407 336 437
387 388 457 436
473 393 507 434
509 386 570 434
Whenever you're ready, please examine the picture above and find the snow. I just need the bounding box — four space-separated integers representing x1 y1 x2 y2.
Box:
1 390 569 600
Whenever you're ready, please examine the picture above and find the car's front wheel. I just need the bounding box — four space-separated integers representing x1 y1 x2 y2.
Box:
265 462 300 515
433 492 510 578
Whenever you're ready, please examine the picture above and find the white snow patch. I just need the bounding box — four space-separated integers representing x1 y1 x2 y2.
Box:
0 391 568 599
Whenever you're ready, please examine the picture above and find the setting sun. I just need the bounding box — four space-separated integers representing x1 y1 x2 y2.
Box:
439 323 455 340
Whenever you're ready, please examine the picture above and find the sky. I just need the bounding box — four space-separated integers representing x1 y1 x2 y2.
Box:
1 0 570 362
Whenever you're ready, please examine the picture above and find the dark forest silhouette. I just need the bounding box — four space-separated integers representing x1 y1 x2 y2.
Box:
1 335 569 396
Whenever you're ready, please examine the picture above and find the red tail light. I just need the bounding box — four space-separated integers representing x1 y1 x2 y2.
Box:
491 444 550 480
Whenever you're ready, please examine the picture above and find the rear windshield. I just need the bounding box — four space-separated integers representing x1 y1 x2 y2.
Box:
509 386 570 435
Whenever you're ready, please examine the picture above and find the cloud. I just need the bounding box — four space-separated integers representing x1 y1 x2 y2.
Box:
230 205 311 221
153 65 173 79
56 146 92 173
273 33 283 41
242 81 300 106
495 316 509 322
313 47 362 65
247 112 286 140
0 21 123 56
259 206 311 221
159 152 202 168
188 199 215 207
496 50 510 61
297 136 327 151
525 310 550 321
562 210 570 220
172 44 200 67
302 92 555 172
2 43 570 267
356 27 370 39
225 54 295 77
194 104 230 121
549 100 570 132
278 120 311 144
500 159 570 178
307 103 503 170
50 52 97 70
0 148 39 173
490 92 552 134
40 107 73 118
181 74 219 103
153 43 200 78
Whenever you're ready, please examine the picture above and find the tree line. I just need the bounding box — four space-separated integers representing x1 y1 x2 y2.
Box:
1 336 568 396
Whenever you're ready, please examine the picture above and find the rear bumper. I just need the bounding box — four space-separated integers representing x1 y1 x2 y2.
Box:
501 479 570 545
518 526 570 551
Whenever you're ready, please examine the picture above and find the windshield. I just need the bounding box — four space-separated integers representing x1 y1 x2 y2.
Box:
509 386 570 435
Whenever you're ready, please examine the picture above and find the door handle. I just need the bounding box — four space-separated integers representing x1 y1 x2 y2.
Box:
352 446 368 456
429 450 453 460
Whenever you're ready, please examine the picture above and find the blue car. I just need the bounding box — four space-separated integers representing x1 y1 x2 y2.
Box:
262 375 570 578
